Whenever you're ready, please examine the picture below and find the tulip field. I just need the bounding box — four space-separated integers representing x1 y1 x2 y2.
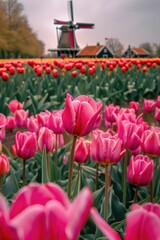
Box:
0 58 160 239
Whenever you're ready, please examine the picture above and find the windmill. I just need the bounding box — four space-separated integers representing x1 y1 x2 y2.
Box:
53 0 94 57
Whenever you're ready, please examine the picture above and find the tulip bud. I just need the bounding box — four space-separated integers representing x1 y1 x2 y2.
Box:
0 153 10 176
38 127 56 153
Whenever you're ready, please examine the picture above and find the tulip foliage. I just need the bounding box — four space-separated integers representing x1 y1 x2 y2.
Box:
0 58 160 239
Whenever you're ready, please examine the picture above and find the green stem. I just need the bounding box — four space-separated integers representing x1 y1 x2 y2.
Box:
55 134 58 169
95 163 99 190
0 176 3 192
104 165 110 221
22 160 26 186
68 135 77 198
109 165 113 186
134 185 139 203
122 151 128 206
47 153 51 181
150 178 154 202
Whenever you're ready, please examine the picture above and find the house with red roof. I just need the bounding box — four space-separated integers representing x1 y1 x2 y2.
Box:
76 45 115 58
122 45 150 58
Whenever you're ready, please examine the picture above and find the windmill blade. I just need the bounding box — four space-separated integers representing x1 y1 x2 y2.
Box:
54 19 70 26
76 22 95 29
68 0 74 22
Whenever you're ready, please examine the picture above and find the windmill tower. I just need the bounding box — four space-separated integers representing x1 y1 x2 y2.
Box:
54 0 94 57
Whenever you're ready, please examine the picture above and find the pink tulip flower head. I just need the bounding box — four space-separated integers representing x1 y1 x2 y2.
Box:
62 93 103 137
127 154 154 186
14 109 29 128
7 99 24 113
27 115 39 134
0 113 6 129
128 101 140 114
117 119 143 151
38 127 56 153
15 131 37 160
155 107 160 122
47 110 65 134
141 126 160 156
105 103 120 126
0 127 6 141
91 129 126 165
0 153 10 176
0 182 93 240
143 99 156 113
156 95 160 108
90 202 160 240
125 202 160 240
74 138 91 164
6 116 15 130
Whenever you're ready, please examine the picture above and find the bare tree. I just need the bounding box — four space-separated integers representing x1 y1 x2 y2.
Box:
105 38 124 57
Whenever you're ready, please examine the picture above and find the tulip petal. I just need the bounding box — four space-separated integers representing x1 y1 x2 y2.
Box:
66 187 93 240
90 208 121 240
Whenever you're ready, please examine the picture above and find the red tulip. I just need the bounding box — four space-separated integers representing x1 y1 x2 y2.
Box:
62 93 103 137
127 155 154 186
7 99 24 113
38 127 56 153
15 131 37 160
1 72 9 81
72 70 78 77
52 69 58 78
0 153 10 176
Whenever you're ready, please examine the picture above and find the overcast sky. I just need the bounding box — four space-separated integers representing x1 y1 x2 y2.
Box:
18 0 160 53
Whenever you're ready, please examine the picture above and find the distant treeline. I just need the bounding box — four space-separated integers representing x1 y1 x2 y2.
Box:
0 0 44 58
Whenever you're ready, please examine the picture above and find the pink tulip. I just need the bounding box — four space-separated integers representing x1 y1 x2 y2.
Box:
0 153 10 176
156 95 160 108
14 110 29 128
91 202 160 240
155 107 160 122
143 99 156 113
6 116 15 130
38 127 56 152
128 101 140 114
141 127 160 156
62 93 103 137
0 113 6 128
15 131 37 160
125 203 160 240
47 110 64 134
91 129 126 165
36 111 49 128
127 155 154 186
105 103 120 125
0 127 6 141
117 119 143 151
74 138 91 163
27 116 39 134
7 99 24 113
0 183 93 240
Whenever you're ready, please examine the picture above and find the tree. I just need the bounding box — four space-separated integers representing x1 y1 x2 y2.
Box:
139 42 153 55
105 38 124 57
0 0 44 58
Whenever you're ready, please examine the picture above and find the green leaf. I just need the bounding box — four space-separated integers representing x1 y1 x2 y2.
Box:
42 147 49 183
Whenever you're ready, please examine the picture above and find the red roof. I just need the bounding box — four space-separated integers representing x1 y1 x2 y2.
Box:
77 45 104 56
132 48 150 55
